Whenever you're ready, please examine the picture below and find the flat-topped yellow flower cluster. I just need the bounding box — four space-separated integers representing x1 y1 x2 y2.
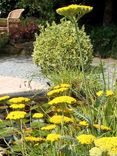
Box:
56 4 93 17
8 97 30 104
6 111 27 120
48 96 76 105
92 137 117 156
47 83 70 96
96 90 114 97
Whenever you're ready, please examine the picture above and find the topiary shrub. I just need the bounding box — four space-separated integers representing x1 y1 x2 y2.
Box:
32 19 93 74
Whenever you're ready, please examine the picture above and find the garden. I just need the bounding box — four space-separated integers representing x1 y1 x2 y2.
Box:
0 1 117 156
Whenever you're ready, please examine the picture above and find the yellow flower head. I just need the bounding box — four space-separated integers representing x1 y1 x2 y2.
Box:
93 124 111 131
56 4 93 18
53 83 70 89
79 120 89 127
47 87 69 96
77 134 96 145
108 147 117 156
89 147 102 156
24 136 45 142
96 90 104 97
32 113 44 119
41 124 57 131
8 97 30 104
94 137 117 152
106 90 114 96
96 90 114 97
48 96 76 105
49 115 73 124
0 96 10 102
46 133 61 142
6 111 26 120
9 104 25 109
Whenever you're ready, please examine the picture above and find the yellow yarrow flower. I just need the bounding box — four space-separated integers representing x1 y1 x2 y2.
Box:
108 147 117 156
53 83 70 89
79 120 89 127
106 90 114 96
49 115 73 124
0 96 10 102
6 111 26 120
10 104 25 109
32 113 44 119
56 4 93 17
89 147 102 156
47 87 69 96
41 124 56 131
46 133 61 142
94 137 117 152
96 90 104 97
96 90 114 97
93 124 111 131
48 96 76 105
77 134 96 145
24 136 45 142
8 97 30 104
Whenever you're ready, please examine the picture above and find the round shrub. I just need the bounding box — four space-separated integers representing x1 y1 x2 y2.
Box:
32 19 93 74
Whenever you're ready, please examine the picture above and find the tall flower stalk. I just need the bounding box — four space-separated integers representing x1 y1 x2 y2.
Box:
56 4 93 104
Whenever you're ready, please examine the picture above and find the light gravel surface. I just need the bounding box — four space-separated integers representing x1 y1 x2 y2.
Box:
0 56 43 81
92 57 117 88
0 56 50 96
0 56 117 96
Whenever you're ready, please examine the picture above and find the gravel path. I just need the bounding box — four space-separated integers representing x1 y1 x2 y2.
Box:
0 56 117 96
0 56 50 96
92 57 117 88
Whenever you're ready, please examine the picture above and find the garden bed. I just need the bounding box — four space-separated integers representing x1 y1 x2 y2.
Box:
0 41 33 56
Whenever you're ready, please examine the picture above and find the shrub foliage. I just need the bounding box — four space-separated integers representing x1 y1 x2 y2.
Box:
10 21 39 43
32 19 93 74
90 25 117 58
0 33 9 49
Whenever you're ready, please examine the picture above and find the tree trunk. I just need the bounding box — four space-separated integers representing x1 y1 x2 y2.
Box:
103 0 113 26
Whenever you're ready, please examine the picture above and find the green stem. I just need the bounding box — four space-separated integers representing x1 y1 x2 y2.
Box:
100 58 106 91
20 119 28 156
72 17 89 104
3 137 15 154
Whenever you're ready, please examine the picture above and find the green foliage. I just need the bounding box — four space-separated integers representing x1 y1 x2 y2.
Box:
0 79 117 155
18 0 55 22
48 68 102 101
0 33 9 49
0 0 17 17
90 25 117 58
32 19 93 74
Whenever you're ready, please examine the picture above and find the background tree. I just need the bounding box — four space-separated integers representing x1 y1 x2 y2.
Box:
0 0 116 25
